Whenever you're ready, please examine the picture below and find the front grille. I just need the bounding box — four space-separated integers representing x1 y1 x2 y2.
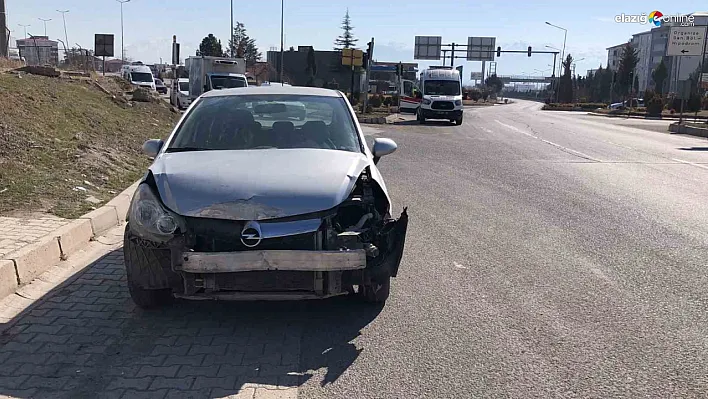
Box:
431 101 454 110
184 217 318 252
211 271 315 291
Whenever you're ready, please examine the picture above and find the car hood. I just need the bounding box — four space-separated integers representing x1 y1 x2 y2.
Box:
149 149 371 221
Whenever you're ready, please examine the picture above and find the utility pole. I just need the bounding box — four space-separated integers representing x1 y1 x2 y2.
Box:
38 18 51 36
279 0 284 84
57 10 69 52
230 0 233 57
116 0 130 64
0 0 8 58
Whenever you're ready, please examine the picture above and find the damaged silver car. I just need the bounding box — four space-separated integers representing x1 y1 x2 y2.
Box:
123 86 408 308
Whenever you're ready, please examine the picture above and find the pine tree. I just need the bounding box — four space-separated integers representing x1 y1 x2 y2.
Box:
334 10 358 50
651 58 668 95
197 34 225 57
617 42 639 96
228 22 262 66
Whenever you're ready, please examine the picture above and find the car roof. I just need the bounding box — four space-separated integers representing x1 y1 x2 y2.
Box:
201 86 342 98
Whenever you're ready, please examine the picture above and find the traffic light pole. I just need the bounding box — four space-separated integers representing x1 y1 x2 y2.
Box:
363 38 374 113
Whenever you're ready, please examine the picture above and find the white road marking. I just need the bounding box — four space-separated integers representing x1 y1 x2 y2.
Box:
670 158 708 171
453 262 467 269
494 120 602 162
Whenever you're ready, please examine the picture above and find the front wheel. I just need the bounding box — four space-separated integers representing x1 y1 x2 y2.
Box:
417 109 426 124
123 226 174 309
455 117 463 126
361 277 391 303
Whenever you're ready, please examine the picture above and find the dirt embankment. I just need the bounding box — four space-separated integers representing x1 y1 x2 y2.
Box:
0 72 180 218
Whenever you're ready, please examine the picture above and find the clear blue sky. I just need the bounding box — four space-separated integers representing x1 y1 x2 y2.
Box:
6 0 707 81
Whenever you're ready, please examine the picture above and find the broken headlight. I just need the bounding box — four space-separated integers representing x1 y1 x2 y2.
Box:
129 183 186 242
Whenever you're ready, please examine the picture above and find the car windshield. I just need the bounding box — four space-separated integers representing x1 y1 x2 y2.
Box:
210 76 247 89
178 82 189 92
155 79 163 85
424 80 461 95
131 72 153 83
167 94 360 152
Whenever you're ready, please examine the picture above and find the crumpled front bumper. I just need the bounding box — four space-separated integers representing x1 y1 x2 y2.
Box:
130 209 408 300
177 249 367 273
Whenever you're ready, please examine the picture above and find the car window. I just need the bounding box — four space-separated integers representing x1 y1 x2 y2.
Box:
131 72 153 83
167 94 361 153
178 82 189 92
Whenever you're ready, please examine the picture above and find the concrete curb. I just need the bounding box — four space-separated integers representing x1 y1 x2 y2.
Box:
668 122 708 138
357 115 388 125
587 112 708 121
0 260 17 300
0 180 139 300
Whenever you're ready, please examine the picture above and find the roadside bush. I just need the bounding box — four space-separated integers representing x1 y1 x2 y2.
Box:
470 89 481 102
349 92 360 105
482 91 489 101
687 94 702 113
391 94 399 105
702 97 708 111
369 94 382 108
644 90 663 116
383 96 392 106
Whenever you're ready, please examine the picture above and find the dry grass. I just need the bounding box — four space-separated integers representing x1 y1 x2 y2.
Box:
0 73 180 218
0 59 24 71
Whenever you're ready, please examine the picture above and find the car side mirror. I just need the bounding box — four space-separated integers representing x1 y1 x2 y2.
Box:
372 138 397 164
142 139 164 158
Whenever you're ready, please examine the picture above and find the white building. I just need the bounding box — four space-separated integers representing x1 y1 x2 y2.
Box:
631 31 652 93
606 43 626 71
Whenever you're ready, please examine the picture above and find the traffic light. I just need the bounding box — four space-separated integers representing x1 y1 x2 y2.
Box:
496 46 501 57
527 46 532 57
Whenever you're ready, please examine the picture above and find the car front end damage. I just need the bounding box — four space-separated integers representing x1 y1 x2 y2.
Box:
123 168 408 305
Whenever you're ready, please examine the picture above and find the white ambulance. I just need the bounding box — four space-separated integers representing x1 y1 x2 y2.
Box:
415 68 464 125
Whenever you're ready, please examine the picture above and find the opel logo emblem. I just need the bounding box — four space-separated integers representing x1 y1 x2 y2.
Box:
240 221 262 248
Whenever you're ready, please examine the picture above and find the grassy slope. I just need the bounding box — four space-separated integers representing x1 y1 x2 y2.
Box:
0 73 180 218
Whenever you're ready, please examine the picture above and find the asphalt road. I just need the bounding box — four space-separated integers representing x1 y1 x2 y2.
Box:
2 100 708 398
300 101 708 398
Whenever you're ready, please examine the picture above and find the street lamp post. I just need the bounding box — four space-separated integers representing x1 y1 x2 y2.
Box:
230 0 233 57
546 22 567 103
57 10 69 50
18 23 30 39
279 0 284 85
116 0 130 63
38 18 51 36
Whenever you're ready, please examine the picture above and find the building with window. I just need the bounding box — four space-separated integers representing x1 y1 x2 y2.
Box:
631 31 652 93
16 36 58 66
606 43 627 72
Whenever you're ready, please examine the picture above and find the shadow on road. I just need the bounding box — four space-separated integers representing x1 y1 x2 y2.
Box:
0 248 383 398
678 147 708 151
395 120 456 127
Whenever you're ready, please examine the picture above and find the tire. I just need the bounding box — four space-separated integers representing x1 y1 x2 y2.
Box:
455 118 463 126
123 225 175 309
361 276 391 303
417 109 426 124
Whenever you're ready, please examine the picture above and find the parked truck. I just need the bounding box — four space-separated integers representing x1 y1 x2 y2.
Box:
185 56 248 101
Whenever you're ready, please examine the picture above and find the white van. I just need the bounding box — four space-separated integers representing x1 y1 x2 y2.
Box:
416 68 463 125
125 65 156 91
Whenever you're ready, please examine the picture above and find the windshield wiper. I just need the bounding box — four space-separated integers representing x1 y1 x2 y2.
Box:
164 147 213 153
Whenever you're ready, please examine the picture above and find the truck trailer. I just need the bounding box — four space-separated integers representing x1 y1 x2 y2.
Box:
185 56 248 100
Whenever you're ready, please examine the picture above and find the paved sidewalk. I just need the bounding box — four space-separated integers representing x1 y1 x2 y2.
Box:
0 224 308 399
0 215 70 258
